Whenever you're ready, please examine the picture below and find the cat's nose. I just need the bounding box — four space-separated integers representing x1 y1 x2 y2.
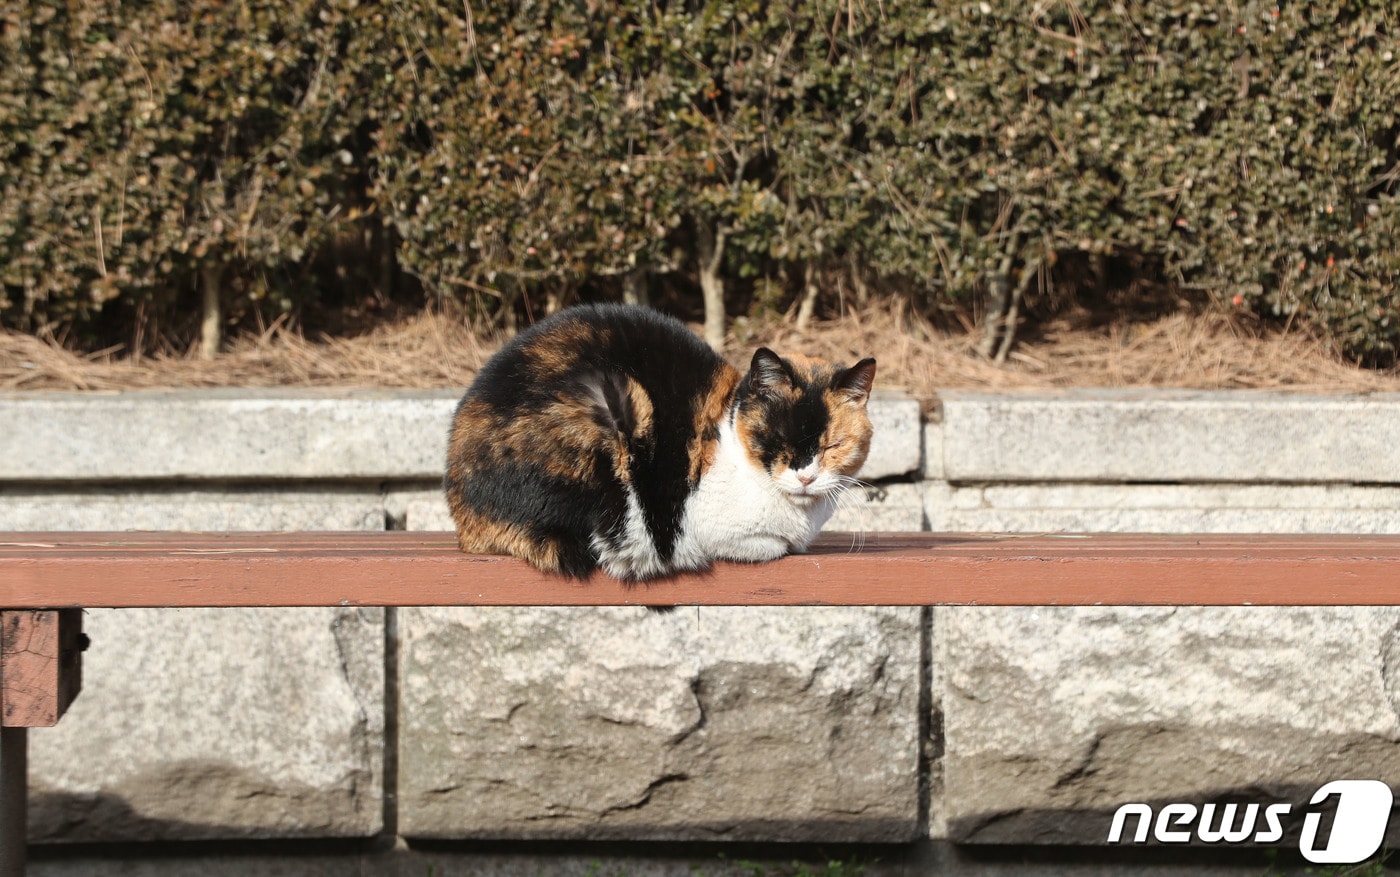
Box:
797 472 816 486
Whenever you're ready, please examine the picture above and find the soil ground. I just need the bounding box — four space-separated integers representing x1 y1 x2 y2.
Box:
2 304 1397 399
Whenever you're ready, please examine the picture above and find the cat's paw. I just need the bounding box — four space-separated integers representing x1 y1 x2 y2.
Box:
714 534 791 564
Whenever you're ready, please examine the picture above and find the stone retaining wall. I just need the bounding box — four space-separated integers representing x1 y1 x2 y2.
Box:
2 389 1397 847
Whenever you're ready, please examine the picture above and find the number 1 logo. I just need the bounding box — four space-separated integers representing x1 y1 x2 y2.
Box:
1299 780 1393 864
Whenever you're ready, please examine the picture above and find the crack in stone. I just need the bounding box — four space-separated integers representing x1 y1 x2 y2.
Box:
1379 619 1400 725
956 806 1028 842
1051 733 1104 791
596 773 690 818
668 676 708 747
328 609 375 788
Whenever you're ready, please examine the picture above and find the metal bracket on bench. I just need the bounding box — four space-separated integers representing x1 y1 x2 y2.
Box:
0 609 84 877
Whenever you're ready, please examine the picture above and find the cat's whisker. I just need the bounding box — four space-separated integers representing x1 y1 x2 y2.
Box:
822 481 871 554
838 524 867 555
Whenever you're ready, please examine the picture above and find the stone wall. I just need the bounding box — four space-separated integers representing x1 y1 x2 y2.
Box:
2 389 1398 848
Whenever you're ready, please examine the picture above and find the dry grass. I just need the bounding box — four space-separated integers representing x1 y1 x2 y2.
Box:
742 305 1400 398
0 312 493 392
2 305 1397 399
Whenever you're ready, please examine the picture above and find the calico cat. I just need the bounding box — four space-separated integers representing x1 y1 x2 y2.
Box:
444 303 876 580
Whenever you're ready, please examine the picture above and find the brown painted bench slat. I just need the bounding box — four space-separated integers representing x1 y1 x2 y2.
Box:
3 531 1400 608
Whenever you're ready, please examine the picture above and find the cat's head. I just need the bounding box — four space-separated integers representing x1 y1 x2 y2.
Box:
732 348 877 499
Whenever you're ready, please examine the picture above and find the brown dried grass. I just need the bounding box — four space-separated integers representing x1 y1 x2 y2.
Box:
743 304 1400 398
2 305 1396 398
0 312 492 392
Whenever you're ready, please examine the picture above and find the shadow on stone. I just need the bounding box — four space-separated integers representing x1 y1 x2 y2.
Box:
30 758 378 844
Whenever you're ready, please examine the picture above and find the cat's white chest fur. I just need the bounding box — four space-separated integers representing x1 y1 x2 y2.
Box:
591 417 834 580
675 419 834 569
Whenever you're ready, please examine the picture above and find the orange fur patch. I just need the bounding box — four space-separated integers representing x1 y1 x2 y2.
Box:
733 403 792 472
626 375 655 442
520 320 606 382
821 386 874 476
445 397 496 474
781 353 837 386
449 501 564 572
688 364 741 483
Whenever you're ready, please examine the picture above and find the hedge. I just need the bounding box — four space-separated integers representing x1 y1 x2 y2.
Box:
2 0 1397 361
0 0 381 340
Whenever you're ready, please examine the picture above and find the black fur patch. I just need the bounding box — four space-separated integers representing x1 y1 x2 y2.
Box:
743 388 831 472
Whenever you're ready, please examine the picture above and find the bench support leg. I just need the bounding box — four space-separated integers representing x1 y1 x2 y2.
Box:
0 608 82 877
0 726 24 877
2 610 83 728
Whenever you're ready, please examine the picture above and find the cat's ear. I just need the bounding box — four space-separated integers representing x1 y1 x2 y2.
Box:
833 357 876 406
749 348 793 394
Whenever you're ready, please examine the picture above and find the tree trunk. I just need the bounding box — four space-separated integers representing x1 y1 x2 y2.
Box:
131 297 148 363
994 258 1038 364
978 230 1022 359
796 262 821 332
622 265 649 308
849 253 870 308
374 221 396 306
499 277 519 337
695 217 727 351
199 264 222 361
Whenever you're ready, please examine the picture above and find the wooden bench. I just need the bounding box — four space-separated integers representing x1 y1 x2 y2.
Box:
3 530 1400 875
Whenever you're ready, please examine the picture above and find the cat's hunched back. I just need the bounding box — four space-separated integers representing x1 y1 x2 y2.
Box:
445 304 876 580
